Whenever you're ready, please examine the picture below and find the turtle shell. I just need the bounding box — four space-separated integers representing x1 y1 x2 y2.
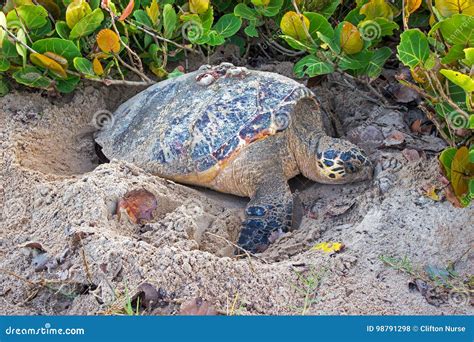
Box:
95 63 315 178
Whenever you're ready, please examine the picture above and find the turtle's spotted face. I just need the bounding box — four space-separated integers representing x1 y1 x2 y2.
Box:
315 139 372 184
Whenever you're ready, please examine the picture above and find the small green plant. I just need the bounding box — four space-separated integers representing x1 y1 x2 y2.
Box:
394 1 473 201
290 265 327 315
276 0 399 79
0 0 244 94
380 254 473 306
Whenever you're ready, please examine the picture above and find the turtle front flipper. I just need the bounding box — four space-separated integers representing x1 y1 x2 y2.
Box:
237 175 302 253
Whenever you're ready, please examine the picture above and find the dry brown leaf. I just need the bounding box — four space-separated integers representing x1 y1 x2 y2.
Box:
117 189 157 224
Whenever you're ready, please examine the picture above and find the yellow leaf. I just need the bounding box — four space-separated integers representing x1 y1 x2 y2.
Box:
0 12 6 48
146 0 160 26
43 52 68 68
280 11 310 42
251 0 271 6
312 241 345 253
451 146 474 197
30 53 67 79
440 69 474 93
340 21 364 55
189 0 209 14
360 0 394 20
149 62 167 78
405 0 422 14
435 0 474 17
66 0 92 29
96 29 120 54
424 185 441 201
92 57 104 76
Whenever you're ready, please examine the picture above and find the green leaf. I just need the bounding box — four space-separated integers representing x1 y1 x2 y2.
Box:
7 5 48 30
319 0 342 18
30 20 53 39
73 57 95 76
167 67 184 79
0 12 7 48
260 0 284 17
201 7 214 31
397 29 430 68
294 54 334 77
317 32 340 54
163 4 177 39
439 147 457 180
439 14 474 46
234 3 259 21
365 47 392 77
440 69 474 93
358 18 399 44
305 12 334 40
244 23 259 37
0 56 10 71
13 66 52 88
339 50 371 70
69 8 104 40
0 78 9 96
133 10 153 27
213 14 242 38
344 7 365 25
469 148 474 163
55 21 71 40
32 38 81 63
1 38 18 58
56 75 80 93
441 44 465 64
206 30 225 46
463 47 474 66
16 28 27 66
280 34 311 51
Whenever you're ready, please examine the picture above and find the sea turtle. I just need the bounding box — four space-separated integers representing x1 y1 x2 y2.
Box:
95 63 372 253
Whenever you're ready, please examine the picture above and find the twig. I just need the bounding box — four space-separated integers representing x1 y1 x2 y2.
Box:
115 53 152 83
427 70 470 122
123 18 198 53
13 7 33 44
418 104 455 146
0 268 36 286
108 9 145 74
32 0 55 24
205 232 268 265
0 24 36 54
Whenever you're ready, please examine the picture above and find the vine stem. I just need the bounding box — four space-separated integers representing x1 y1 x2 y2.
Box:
123 17 198 53
0 25 154 87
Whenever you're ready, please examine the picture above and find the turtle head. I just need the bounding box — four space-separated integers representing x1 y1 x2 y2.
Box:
305 136 373 184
